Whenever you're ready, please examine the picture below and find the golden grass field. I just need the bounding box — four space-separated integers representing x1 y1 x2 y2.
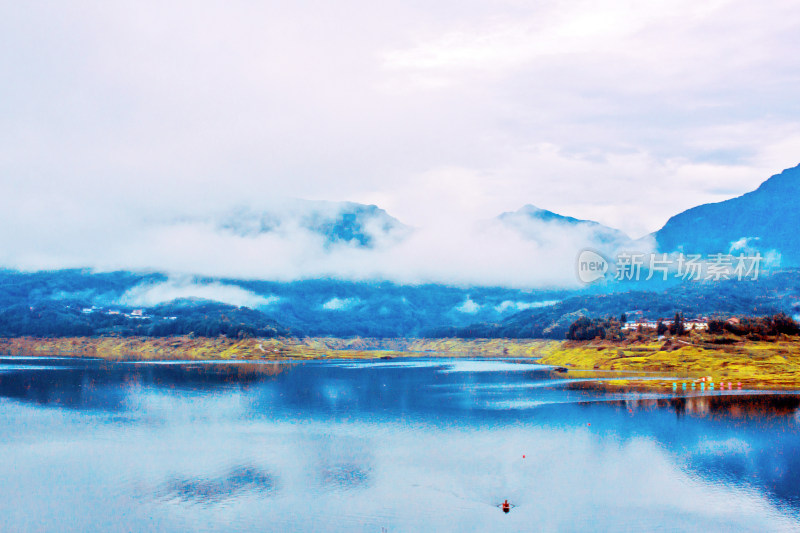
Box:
0 336 552 361
1 335 799 391
535 337 800 391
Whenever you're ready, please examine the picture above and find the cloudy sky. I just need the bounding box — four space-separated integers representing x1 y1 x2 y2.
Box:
1 0 799 285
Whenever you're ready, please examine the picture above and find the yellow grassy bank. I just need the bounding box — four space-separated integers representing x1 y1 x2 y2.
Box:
0 336 553 362
535 338 800 391
2 336 799 391
0 336 291 360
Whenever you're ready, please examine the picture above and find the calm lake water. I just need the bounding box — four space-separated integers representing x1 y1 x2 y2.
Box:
1 356 800 532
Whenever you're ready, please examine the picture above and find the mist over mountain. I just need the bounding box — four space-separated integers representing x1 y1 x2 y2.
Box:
498 204 635 256
0 270 570 338
3 1 800 340
212 200 410 248
4 159 800 339
3 267 797 340
654 164 800 265
0 164 798 295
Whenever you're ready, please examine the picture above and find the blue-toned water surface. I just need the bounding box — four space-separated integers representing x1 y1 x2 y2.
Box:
0 356 799 532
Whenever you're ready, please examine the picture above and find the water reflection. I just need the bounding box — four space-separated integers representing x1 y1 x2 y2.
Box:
0 356 799 531
0 356 289 409
674 394 800 419
313 436 373 492
157 465 278 505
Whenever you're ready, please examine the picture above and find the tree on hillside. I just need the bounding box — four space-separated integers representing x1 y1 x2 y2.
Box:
708 317 725 334
670 312 685 336
567 316 606 341
772 312 800 335
604 317 622 341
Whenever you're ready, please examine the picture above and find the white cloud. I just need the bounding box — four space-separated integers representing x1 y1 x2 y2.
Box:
119 278 279 308
321 297 361 311
494 300 559 313
1 1 799 285
455 297 481 314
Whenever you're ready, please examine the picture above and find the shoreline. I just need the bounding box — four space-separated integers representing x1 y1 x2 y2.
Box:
0 336 554 362
2 335 800 391
535 338 800 392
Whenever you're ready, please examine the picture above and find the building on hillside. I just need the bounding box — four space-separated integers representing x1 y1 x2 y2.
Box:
622 318 708 331
685 319 709 330
622 321 658 330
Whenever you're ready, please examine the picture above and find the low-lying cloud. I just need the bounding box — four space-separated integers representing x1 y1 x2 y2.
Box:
494 300 560 313
454 297 481 314
119 278 280 308
0 200 654 288
321 297 361 311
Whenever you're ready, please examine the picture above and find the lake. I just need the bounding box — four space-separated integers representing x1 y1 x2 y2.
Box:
1 356 799 532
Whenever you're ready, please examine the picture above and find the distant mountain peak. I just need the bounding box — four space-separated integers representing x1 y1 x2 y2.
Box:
654 163 800 265
214 200 411 248
498 204 631 250
505 204 606 227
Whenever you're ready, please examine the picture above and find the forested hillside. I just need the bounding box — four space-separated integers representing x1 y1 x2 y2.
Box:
0 269 798 339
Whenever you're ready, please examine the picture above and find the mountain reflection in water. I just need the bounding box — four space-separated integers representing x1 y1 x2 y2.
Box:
0 356 799 532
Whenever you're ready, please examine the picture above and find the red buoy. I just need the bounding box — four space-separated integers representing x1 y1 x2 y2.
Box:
502 500 510 513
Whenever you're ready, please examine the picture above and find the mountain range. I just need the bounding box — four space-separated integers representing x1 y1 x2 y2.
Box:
226 163 800 264
1 164 798 339
147 163 800 274
496 163 800 266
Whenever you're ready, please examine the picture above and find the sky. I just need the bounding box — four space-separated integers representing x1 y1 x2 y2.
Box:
1 0 799 286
